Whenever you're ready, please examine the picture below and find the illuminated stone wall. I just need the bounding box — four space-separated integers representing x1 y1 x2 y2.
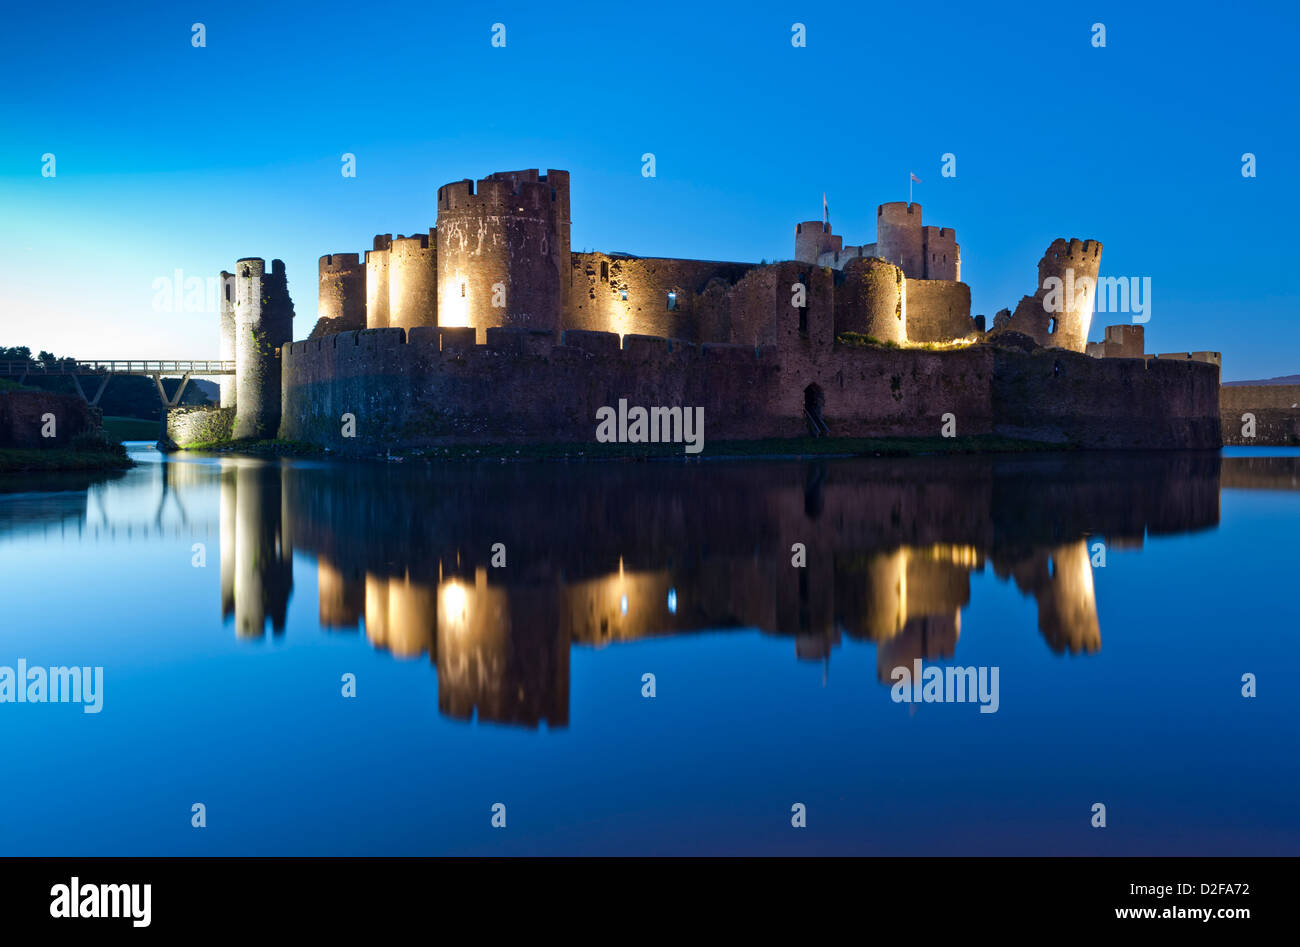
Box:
566 251 751 343
165 405 234 447
312 253 366 339
435 170 569 341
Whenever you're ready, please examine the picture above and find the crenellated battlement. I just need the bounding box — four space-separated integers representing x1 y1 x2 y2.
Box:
390 232 431 251
320 253 362 273
1042 237 1102 268
878 201 921 220
437 171 559 216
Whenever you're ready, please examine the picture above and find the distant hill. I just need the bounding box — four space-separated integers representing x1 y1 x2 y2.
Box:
1223 375 1300 386
191 379 220 402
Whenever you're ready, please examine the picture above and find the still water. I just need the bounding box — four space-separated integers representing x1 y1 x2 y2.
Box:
1 445 1297 855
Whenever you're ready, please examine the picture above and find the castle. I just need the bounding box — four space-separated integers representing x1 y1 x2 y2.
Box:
172 166 1221 452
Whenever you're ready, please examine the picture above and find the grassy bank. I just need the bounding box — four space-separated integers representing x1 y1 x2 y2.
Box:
174 433 1061 463
0 447 134 473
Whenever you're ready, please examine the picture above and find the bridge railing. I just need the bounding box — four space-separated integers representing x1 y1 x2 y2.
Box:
0 360 236 376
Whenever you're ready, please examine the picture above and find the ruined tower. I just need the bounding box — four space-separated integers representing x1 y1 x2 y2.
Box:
233 257 294 440
218 269 236 409
435 169 570 341
1034 238 1102 352
317 253 366 335
994 238 1103 353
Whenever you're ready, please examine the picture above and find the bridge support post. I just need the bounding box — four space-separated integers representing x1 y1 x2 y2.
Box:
71 374 112 406
169 371 192 407
153 372 193 407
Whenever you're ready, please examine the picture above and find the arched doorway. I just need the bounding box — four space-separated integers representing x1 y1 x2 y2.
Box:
804 383 827 436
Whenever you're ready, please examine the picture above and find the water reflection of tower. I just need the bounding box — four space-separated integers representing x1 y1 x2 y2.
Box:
308 551 571 729
317 560 364 629
1002 540 1100 654
219 462 294 637
437 567 570 728
831 546 975 680
365 572 436 658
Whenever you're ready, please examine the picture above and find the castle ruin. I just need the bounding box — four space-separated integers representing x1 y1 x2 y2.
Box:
181 166 1221 453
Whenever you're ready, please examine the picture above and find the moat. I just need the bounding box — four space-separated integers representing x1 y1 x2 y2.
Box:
1 445 1297 855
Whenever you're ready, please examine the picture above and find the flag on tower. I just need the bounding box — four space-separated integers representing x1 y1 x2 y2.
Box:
823 192 829 225
910 173 922 183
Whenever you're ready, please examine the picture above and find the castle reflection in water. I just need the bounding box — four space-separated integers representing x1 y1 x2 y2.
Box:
205 452 1291 729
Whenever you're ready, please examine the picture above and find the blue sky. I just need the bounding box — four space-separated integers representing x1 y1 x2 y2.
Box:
1 1 1296 379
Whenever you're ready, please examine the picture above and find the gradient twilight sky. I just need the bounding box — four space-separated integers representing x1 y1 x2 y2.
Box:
1 1 1296 379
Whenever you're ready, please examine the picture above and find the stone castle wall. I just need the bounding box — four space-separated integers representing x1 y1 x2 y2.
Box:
567 252 753 343
730 261 836 348
1220 384 1300 445
278 326 1220 453
991 350 1221 449
166 405 235 447
1086 323 1145 359
901 279 974 343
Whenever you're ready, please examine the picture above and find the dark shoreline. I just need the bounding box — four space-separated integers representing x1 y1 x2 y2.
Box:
0 448 135 474
169 433 1073 464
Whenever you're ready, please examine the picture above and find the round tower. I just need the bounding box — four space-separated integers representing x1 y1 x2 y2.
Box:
233 257 293 440
318 252 366 334
387 231 438 331
365 235 392 330
875 202 925 279
794 221 840 264
1036 238 1103 352
435 169 566 341
837 257 906 344
218 269 236 409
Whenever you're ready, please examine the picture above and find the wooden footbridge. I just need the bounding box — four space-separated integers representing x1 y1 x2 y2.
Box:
0 359 234 407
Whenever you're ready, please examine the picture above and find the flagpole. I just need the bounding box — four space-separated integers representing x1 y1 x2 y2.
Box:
909 173 912 206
